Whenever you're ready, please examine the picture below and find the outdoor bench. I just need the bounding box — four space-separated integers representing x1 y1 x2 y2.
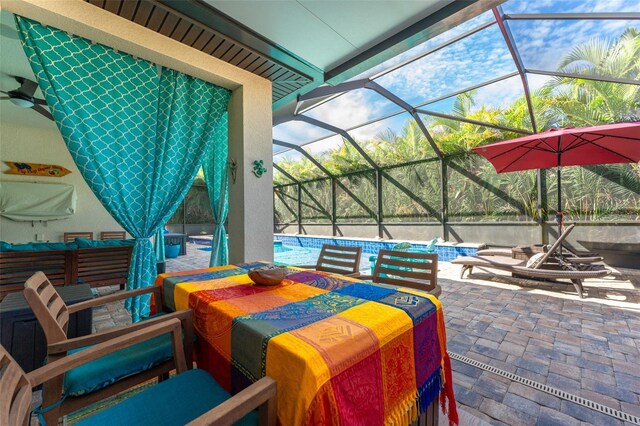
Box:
0 240 133 300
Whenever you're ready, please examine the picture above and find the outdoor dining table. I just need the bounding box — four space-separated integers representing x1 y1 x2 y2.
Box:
154 262 458 426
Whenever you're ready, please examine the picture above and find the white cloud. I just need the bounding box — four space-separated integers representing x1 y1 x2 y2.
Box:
273 150 302 163
510 19 637 72
375 24 517 106
273 92 394 156
351 10 497 81
470 76 526 110
273 120 333 144
350 113 410 142
350 120 385 141
305 135 344 155
304 89 398 130
527 73 553 92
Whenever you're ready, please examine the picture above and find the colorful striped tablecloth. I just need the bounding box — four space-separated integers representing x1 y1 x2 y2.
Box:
155 262 457 426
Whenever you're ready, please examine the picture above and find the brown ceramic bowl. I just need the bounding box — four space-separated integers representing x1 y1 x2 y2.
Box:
248 266 286 286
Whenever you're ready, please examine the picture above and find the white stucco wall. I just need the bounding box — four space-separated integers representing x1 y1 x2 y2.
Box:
0 123 124 242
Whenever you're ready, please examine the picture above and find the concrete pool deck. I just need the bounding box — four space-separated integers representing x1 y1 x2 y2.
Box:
93 242 640 425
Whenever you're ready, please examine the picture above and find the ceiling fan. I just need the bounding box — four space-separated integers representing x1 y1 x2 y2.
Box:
1 76 53 120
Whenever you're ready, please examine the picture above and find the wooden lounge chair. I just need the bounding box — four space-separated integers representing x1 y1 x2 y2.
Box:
477 249 602 270
477 225 602 266
0 320 277 426
452 225 609 298
64 231 93 242
100 231 126 240
23 272 194 425
299 244 362 277
358 250 441 297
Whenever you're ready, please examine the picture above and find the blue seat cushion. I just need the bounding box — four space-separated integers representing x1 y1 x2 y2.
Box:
64 334 173 396
75 238 136 248
0 241 77 251
75 369 258 426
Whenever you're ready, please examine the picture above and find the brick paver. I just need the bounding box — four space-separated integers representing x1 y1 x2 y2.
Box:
94 243 640 425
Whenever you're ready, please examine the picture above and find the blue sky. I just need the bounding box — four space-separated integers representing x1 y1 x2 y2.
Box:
274 0 639 161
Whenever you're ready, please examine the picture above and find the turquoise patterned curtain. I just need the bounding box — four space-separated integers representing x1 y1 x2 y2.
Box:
17 16 230 320
154 230 166 263
203 112 229 266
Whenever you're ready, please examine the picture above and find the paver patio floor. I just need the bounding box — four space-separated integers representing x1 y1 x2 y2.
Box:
438 262 640 426
95 243 640 425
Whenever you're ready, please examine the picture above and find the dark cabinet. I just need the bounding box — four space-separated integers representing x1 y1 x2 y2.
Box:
0 284 93 372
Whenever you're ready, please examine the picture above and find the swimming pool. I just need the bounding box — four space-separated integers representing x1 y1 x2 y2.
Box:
195 235 482 272
199 241 375 271
273 241 375 271
275 234 482 262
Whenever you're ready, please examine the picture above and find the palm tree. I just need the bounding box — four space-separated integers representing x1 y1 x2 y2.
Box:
337 119 436 166
325 139 371 174
546 28 640 126
426 91 512 153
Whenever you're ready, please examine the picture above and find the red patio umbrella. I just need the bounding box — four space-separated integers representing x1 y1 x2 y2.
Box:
473 122 640 228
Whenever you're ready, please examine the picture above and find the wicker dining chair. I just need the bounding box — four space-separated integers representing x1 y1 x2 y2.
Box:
359 250 440 296
299 244 363 277
23 272 193 425
100 231 126 240
63 232 93 242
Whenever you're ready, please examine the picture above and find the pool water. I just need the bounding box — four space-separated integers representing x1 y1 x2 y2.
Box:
199 242 374 272
274 243 374 271
198 241 441 273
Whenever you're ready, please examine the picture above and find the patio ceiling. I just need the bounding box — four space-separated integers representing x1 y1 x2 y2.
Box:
80 0 499 110
204 0 455 72
1 0 504 138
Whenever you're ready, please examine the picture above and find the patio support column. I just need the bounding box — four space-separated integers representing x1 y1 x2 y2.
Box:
331 177 337 236
272 188 277 233
440 158 449 241
228 85 274 263
376 170 384 239
297 183 303 235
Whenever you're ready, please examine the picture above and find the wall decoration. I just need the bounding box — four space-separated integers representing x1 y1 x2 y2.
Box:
3 161 71 177
228 158 238 184
252 160 267 178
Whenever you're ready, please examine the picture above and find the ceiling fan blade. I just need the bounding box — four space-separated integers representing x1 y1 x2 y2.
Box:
19 78 38 97
33 97 47 106
32 104 53 121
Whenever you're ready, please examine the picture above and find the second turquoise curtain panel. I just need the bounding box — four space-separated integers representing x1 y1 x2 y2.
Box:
203 113 230 267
